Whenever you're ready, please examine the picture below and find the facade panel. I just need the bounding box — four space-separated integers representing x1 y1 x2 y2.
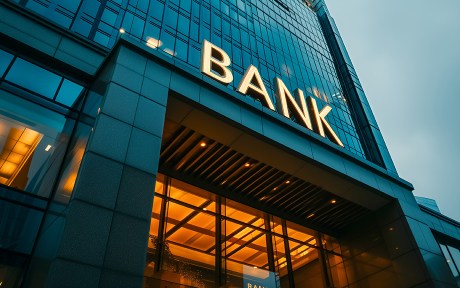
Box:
0 0 459 287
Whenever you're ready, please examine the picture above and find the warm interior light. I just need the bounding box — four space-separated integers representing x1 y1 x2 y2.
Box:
307 213 315 219
331 199 336 204
0 127 43 186
119 28 125 33
244 163 251 167
45 144 52 151
203 207 208 211
253 266 258 269
285 180 290 184
200 142 206 147
389 227 394 231
163 48 176 56
146 37 162 49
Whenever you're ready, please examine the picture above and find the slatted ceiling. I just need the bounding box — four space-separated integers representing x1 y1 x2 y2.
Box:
160 122 371 232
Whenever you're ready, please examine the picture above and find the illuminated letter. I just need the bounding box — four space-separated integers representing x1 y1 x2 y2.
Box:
307 97 344 147
237 65 275 110
274 77 313 130
201 40 233 84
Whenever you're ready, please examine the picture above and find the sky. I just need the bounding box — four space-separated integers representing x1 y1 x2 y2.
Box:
326 0 460 221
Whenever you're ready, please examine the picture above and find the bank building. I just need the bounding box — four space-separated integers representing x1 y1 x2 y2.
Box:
0 0 459 287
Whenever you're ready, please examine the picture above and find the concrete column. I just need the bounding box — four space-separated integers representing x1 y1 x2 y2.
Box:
45 43 170 288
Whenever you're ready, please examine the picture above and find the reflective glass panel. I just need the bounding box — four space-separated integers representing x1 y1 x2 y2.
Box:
145 176 216 287
5 58 62 99
54 79 84 107
0 49 14 78
223 200 278 288
289 240 324 287
0 92 74 197
440 244 459 277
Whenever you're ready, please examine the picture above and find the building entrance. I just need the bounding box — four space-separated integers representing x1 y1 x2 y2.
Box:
144 174 348 288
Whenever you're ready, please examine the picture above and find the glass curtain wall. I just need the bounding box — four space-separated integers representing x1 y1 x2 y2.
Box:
145 174 348 287
12 0 368 159
0 46 96 287
439 240 460 286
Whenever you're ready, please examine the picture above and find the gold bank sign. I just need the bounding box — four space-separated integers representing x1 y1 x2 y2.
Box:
200 40 344 147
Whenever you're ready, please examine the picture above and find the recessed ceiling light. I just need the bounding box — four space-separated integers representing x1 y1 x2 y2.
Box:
331 199 336 204
244 163 251 167
45 145 52 152
119 28 125 33
307 213 315 219
285 180 290 184
200 142 206 147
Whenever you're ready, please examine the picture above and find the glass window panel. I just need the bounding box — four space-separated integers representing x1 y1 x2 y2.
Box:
224 199 265 228
5 58 62 99
273 235 289 287
52 121 91 204
0 249 28 287
154 174 165 194
440 244 459 277
0 91 74 197
328 253 348 287
94 31 110 47
0 49 14 78
448 246 460 272
224 212 278 287
286 221 317 246
0 199 43 254
150 182 216 287
55 79 84 107
288 240 324 287
169 178 216 212
145 196 163 273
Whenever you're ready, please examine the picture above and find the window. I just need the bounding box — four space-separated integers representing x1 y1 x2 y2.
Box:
0 91 75 197
2 52 84 108
146 174 348 287
439 242 460 285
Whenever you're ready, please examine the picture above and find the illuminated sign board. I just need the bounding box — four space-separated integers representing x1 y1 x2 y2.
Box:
201 40 344 147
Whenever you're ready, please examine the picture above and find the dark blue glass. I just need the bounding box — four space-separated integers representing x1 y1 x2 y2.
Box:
0 49 14 78
5 58 62 99
55 79 84 107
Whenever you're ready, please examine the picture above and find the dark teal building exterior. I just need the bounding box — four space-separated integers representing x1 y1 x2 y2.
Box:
0 0 459 287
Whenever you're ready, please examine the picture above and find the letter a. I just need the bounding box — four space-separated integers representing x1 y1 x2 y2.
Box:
201 40 233 84
237 65 275 110
274 77 313 130
307 97 344 147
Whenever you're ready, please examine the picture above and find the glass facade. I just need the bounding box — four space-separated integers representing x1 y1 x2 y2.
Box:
0 45 97 287
439 241 460 286
145 174 348 287
13 0 367 159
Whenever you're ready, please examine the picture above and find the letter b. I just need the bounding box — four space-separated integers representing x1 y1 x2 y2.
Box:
201 40 233 84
